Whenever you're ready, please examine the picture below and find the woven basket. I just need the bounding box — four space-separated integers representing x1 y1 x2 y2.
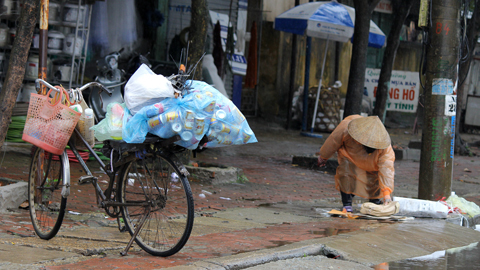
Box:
22 88 81 155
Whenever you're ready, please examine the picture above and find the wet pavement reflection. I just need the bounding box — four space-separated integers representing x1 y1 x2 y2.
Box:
375 241 480 269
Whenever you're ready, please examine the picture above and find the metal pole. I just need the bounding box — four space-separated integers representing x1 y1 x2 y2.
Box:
310 39 329 132
301 36 311 132
301 0 314 132
39 0 49 95
418 0 460 200
286 0 299 130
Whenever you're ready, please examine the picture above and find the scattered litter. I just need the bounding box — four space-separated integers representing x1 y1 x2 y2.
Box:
171 172 179 182
394 196 449 218
464 168 472 172
100 180 108 184
201 190 212 195
19 201 29 209
199 194 206 198
219 197 231 200
445 192 480 218
68 211 80 215
128 178 135 186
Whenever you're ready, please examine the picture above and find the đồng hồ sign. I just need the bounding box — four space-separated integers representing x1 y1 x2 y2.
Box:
364 68 420 113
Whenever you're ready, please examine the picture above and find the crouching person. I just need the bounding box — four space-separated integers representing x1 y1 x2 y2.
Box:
317 115 395 213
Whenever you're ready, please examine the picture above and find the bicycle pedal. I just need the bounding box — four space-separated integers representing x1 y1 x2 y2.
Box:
78 175 97 185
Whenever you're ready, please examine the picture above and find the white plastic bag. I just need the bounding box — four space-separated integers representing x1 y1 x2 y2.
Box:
124 64 175 114
393 196 449 218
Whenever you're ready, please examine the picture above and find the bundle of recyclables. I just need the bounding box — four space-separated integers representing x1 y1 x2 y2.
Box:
93 64 257 150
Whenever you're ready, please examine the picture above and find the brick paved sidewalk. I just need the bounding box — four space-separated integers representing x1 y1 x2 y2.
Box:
0 117 479 269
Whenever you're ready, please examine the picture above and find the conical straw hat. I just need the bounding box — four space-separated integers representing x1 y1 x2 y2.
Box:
347 116 391 149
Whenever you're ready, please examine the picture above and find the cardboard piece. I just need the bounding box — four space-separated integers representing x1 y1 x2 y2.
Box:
328 209 413 221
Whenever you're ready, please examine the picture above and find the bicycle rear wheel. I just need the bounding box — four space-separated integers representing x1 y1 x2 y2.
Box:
28 147 67 239
118 153 194 257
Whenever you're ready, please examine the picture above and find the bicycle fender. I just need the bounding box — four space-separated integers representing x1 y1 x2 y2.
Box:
164 151 190 177
60 150 71 198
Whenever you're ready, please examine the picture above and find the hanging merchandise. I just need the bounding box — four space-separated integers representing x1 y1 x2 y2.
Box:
53 59 77 83
63 34 84 56
0 24 9 47
49 2 61 23
25 55 53 81
63 3 86 24
21 83 37 102
47 30 65 53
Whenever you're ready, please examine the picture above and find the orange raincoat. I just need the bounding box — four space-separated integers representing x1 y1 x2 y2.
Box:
319 115 395 199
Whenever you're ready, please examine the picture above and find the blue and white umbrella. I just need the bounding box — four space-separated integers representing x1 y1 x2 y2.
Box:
274 1 386 48
274 1 386 133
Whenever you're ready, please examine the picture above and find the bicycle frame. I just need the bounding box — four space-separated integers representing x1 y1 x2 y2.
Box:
67 129 115 207
30 78 195 257
67 128 188 213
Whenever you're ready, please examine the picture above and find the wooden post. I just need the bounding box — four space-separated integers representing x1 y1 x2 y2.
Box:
39 0 49 94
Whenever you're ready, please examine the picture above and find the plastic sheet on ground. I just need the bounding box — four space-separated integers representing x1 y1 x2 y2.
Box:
445 193 480 218
122 80 257 150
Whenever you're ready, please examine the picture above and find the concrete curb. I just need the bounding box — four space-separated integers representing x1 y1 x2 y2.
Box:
162 220 480 270
163 240 325 270
393 148 421 161
186 163 244 185
0 179 27 213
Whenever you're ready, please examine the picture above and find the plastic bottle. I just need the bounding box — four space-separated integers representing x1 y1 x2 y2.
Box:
70 104 83 114
145 103 165 118
184 110 195 130
83 108 95 147
180 130 193 141
193 117 205 139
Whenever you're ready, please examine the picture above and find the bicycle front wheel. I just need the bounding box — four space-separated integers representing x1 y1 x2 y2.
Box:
28 147 67 239
118 153 194 257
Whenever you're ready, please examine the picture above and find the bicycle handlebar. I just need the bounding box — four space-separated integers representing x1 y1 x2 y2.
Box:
35 79 113 100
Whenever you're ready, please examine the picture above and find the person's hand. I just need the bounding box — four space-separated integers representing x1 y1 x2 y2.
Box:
317 156 327 167
383 194 392 205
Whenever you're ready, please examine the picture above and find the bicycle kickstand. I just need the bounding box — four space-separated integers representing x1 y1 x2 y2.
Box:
120 207 151 256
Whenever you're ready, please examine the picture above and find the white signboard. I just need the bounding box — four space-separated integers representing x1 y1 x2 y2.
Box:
364 68 420 113
445 95 457 116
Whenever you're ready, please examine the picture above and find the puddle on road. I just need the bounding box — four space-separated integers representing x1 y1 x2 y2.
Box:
374 241 480 269
265 240 294 249
258 203 273 207
311 228 353 236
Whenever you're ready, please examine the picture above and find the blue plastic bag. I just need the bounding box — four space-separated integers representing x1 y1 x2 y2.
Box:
122 80 257 149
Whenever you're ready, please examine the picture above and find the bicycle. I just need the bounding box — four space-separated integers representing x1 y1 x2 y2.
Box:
27 79 194 257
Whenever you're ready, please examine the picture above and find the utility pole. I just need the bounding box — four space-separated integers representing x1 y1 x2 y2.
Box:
418 0 460 200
